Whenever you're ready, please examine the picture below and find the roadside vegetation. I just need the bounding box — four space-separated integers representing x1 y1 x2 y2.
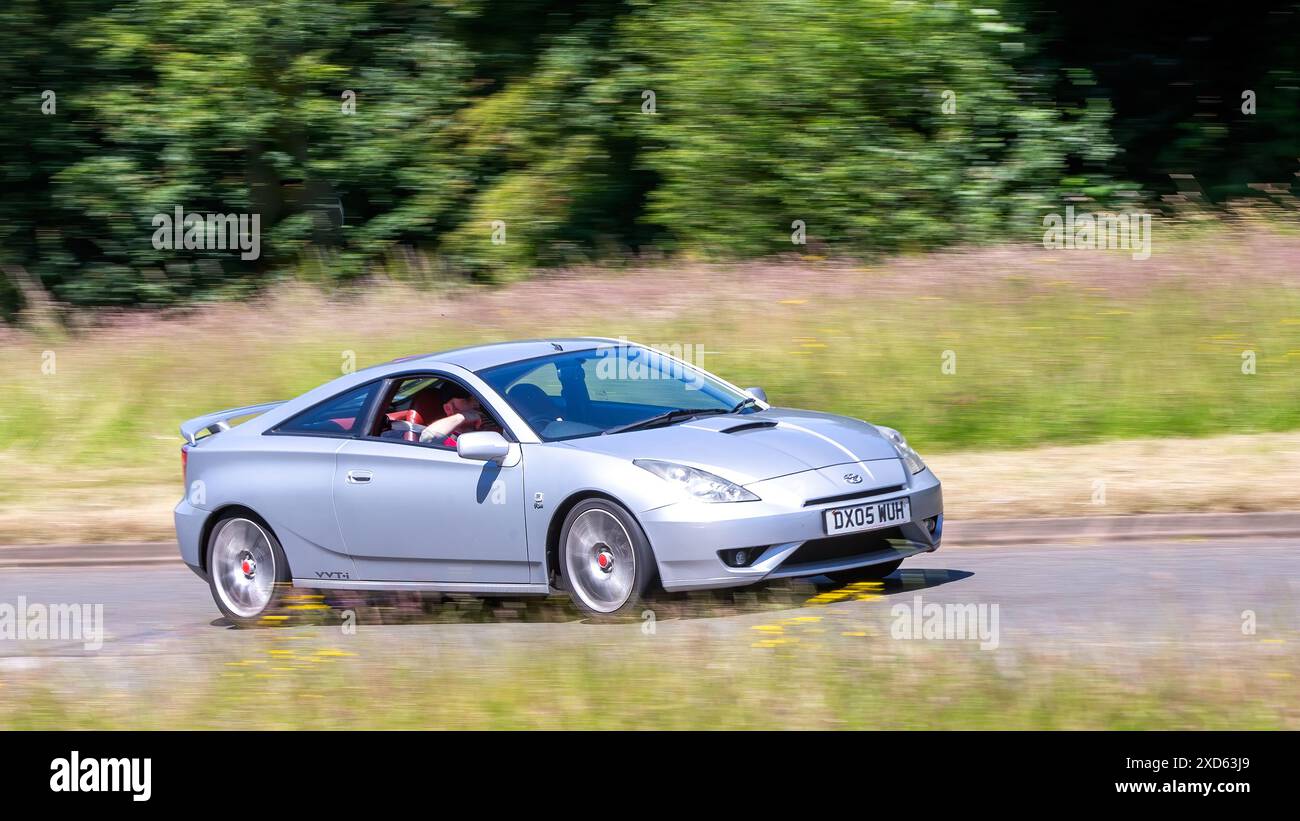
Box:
6 229 1299 462
4 2 1297 313
3 631 1295 730
0 228 1297 542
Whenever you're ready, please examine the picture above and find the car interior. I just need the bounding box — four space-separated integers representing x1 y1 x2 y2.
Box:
372 377 503 447
489 353 741 441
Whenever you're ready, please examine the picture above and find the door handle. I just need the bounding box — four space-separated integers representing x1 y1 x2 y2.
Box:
346 470 374 484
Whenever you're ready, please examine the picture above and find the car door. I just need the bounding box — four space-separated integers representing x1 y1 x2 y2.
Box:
331 399 529 584
252 382 384 580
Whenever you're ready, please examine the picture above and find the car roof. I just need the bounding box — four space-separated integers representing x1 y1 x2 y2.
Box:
391 337 622 373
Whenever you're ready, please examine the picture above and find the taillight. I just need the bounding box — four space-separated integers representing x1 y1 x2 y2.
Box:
181 444 190 484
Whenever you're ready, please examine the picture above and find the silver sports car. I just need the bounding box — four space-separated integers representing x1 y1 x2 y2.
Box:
176 338 943 624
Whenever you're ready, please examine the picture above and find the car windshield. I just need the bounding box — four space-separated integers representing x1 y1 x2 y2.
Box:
478 345 754 441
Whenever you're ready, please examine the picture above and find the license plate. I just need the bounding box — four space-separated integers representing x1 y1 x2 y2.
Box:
824 497 911 536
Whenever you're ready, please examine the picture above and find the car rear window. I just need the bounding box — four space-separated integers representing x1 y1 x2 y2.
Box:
274 383 378 436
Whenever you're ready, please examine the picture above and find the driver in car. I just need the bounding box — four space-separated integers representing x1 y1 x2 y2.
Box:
419 395 495 445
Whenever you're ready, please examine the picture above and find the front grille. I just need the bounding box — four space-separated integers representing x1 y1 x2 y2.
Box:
783 527 903 568
804 485 905 507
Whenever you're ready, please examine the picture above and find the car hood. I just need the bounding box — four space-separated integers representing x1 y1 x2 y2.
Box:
560 407 903 484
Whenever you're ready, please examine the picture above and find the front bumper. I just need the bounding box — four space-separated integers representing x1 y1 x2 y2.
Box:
640 461 942 592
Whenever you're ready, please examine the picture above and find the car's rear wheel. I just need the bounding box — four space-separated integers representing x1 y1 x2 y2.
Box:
826 559 904 586
559 499 655 619
207 513 291 627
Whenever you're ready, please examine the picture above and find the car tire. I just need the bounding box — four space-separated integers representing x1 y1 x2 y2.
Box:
558 498 656 619
826 559 904 586
206 512 292 627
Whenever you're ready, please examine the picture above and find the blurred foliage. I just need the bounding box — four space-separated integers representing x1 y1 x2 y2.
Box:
617 1 1118 257
1022 1 1300 204
0 0 1297 310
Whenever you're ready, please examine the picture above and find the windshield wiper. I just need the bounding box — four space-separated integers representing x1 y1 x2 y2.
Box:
730 396 759 413
604 407 730 435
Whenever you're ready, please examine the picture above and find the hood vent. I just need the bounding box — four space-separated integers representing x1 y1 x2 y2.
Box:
719 420 779 434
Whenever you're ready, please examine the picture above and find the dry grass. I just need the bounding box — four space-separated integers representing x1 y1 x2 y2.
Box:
933 430 1300 520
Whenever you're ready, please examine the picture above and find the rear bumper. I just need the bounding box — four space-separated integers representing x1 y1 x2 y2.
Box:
173 497 209 577
640 466 942 592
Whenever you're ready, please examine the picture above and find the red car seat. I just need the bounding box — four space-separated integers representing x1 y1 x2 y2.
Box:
383 382 470 442
387 382 457 428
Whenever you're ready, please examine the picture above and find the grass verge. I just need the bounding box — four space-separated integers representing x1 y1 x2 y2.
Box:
2 635 1295 730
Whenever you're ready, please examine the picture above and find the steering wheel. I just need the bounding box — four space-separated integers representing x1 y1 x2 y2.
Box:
523 414 555 433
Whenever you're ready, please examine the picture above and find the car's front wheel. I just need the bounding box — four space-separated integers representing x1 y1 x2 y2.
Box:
826 559 904 586
207 513 291 627
559 499 655 619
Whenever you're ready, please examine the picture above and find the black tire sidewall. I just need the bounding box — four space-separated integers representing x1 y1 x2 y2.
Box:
206 511 291 627
559 498 656 619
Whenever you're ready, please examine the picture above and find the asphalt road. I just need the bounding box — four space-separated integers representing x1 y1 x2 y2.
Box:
1 536 1296 671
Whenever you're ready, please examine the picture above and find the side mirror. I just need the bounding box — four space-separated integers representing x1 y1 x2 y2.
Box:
744 386 768 403
456 431 511 462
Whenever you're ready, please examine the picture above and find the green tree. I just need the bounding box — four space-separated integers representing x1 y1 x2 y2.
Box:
9 0 473 306
616 0 1116 257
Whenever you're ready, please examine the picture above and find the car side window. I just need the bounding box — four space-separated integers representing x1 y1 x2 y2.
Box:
274 383 378 437
370 374 504 449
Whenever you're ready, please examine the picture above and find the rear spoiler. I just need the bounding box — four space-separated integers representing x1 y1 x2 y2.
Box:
180 401 286 445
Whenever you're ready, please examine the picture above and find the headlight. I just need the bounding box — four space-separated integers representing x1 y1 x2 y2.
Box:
877 426 926 474
634 460 760 503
